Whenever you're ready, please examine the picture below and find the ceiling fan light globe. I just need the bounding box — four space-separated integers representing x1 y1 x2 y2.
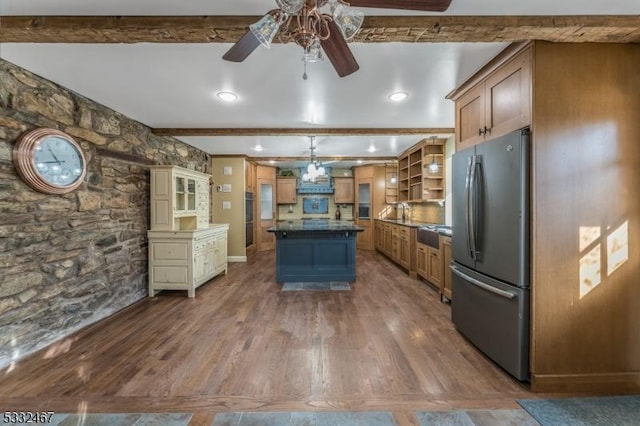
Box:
250 13 282 48
333 4 364 41
276 0 304 14
302 39 324 63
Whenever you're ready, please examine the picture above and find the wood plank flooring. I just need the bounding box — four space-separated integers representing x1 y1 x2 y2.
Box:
0 250 549 422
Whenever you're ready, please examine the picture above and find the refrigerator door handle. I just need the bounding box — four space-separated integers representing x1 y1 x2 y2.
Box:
468 155 479 260
451 265 516 300
465 156 474 259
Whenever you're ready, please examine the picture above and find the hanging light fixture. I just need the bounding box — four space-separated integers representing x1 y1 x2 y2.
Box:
249 0 364 79
302 136 327 182
427 136 440 173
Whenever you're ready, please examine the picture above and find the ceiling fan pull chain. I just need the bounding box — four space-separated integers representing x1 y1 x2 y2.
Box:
303 59 308 80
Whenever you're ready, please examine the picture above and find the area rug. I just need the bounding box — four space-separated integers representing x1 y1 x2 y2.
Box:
282 282 351 291
212 411 395 426
212 410 538 426
518 395 640 426
41 413 191 425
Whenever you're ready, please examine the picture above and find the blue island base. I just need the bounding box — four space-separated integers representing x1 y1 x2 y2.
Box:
273 230 358 283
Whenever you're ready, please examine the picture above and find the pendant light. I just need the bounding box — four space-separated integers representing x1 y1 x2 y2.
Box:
427 136 439 173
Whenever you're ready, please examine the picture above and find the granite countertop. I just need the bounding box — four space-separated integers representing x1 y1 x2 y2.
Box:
269 219 363 232
377 218 439 228
438 227 452 237
377 219 453 236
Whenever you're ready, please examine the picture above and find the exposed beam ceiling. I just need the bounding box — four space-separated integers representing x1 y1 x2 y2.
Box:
152 128 454 137
2 15 639 43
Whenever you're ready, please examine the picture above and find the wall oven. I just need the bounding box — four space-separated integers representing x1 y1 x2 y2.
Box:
245 192 253 247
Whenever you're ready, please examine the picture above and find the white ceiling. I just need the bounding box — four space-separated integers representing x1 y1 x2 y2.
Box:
1 0 638 166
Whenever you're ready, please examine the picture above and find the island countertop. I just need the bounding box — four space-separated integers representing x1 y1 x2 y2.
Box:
268 219 363 233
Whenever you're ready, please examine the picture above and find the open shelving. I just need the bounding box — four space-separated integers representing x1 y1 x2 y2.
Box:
397 137 446 203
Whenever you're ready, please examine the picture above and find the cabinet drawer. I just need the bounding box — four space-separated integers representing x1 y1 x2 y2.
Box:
152 242 189 260
152 266 188 284
399 227 410 239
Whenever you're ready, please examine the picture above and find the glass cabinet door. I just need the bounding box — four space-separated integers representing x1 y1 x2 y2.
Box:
260 183 274 220
175 176 185 211
358 182 371 219
187 178 196 210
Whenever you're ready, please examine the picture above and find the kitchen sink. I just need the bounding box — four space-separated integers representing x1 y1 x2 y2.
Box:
417 226 440 248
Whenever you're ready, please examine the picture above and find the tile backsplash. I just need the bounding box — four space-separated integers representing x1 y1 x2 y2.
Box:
381 203 445 224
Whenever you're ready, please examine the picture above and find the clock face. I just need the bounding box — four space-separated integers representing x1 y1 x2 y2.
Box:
13 128 87 194
33 136 85 186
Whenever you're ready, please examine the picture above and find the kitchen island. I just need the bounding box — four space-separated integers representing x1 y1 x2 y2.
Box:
268 220 363 283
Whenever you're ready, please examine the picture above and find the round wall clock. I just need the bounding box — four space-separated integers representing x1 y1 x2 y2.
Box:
13 128 87 194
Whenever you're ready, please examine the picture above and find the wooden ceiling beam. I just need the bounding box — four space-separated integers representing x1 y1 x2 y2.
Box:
247 156 397 162
1 15 638 43
152 128 454 137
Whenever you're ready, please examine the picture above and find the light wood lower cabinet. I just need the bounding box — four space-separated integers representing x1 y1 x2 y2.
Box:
426 246 441 288
148 224 229 298
374 220 383 251
375 220 411 271
398 227 410 270
417 242 442 288
416 243 428 278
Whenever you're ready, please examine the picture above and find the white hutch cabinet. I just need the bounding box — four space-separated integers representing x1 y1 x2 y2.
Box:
148 165 228 297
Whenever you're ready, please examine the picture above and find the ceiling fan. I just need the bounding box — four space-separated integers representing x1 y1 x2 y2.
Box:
223 0 452 78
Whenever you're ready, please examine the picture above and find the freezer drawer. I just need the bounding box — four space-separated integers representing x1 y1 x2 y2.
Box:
451 263 530 381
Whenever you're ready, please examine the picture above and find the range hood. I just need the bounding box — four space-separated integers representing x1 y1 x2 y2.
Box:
297 167 334 194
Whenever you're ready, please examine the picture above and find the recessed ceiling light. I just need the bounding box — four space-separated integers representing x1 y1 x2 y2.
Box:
357 160 363 164
368 146 376 153
253 145 263 152
216 91 238 102
388 92 408 102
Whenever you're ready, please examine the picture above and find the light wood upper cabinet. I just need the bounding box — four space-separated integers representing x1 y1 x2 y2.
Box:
245 161 256 193
276 177 297 204
456 83 487 150
333 177 354 204
452 46 531 151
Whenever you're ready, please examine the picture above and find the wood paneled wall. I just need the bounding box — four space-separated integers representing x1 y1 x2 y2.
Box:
531 43 640 392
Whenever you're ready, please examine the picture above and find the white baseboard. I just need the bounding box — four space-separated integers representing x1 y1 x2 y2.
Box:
227 256 247 263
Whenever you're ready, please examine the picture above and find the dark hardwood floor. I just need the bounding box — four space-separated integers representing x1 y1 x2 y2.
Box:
0 249 546 424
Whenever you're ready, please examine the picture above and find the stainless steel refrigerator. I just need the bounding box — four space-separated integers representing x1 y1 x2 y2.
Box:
451 127 530 381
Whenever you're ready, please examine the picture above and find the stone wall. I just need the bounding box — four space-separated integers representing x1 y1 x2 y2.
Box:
0 59 209 368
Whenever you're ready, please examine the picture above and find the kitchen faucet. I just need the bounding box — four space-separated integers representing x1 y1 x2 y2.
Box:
399 202 408 222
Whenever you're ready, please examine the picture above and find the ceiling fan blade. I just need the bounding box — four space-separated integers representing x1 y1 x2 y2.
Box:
347 0 452 12
321 20 360 78
222 30 261 62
